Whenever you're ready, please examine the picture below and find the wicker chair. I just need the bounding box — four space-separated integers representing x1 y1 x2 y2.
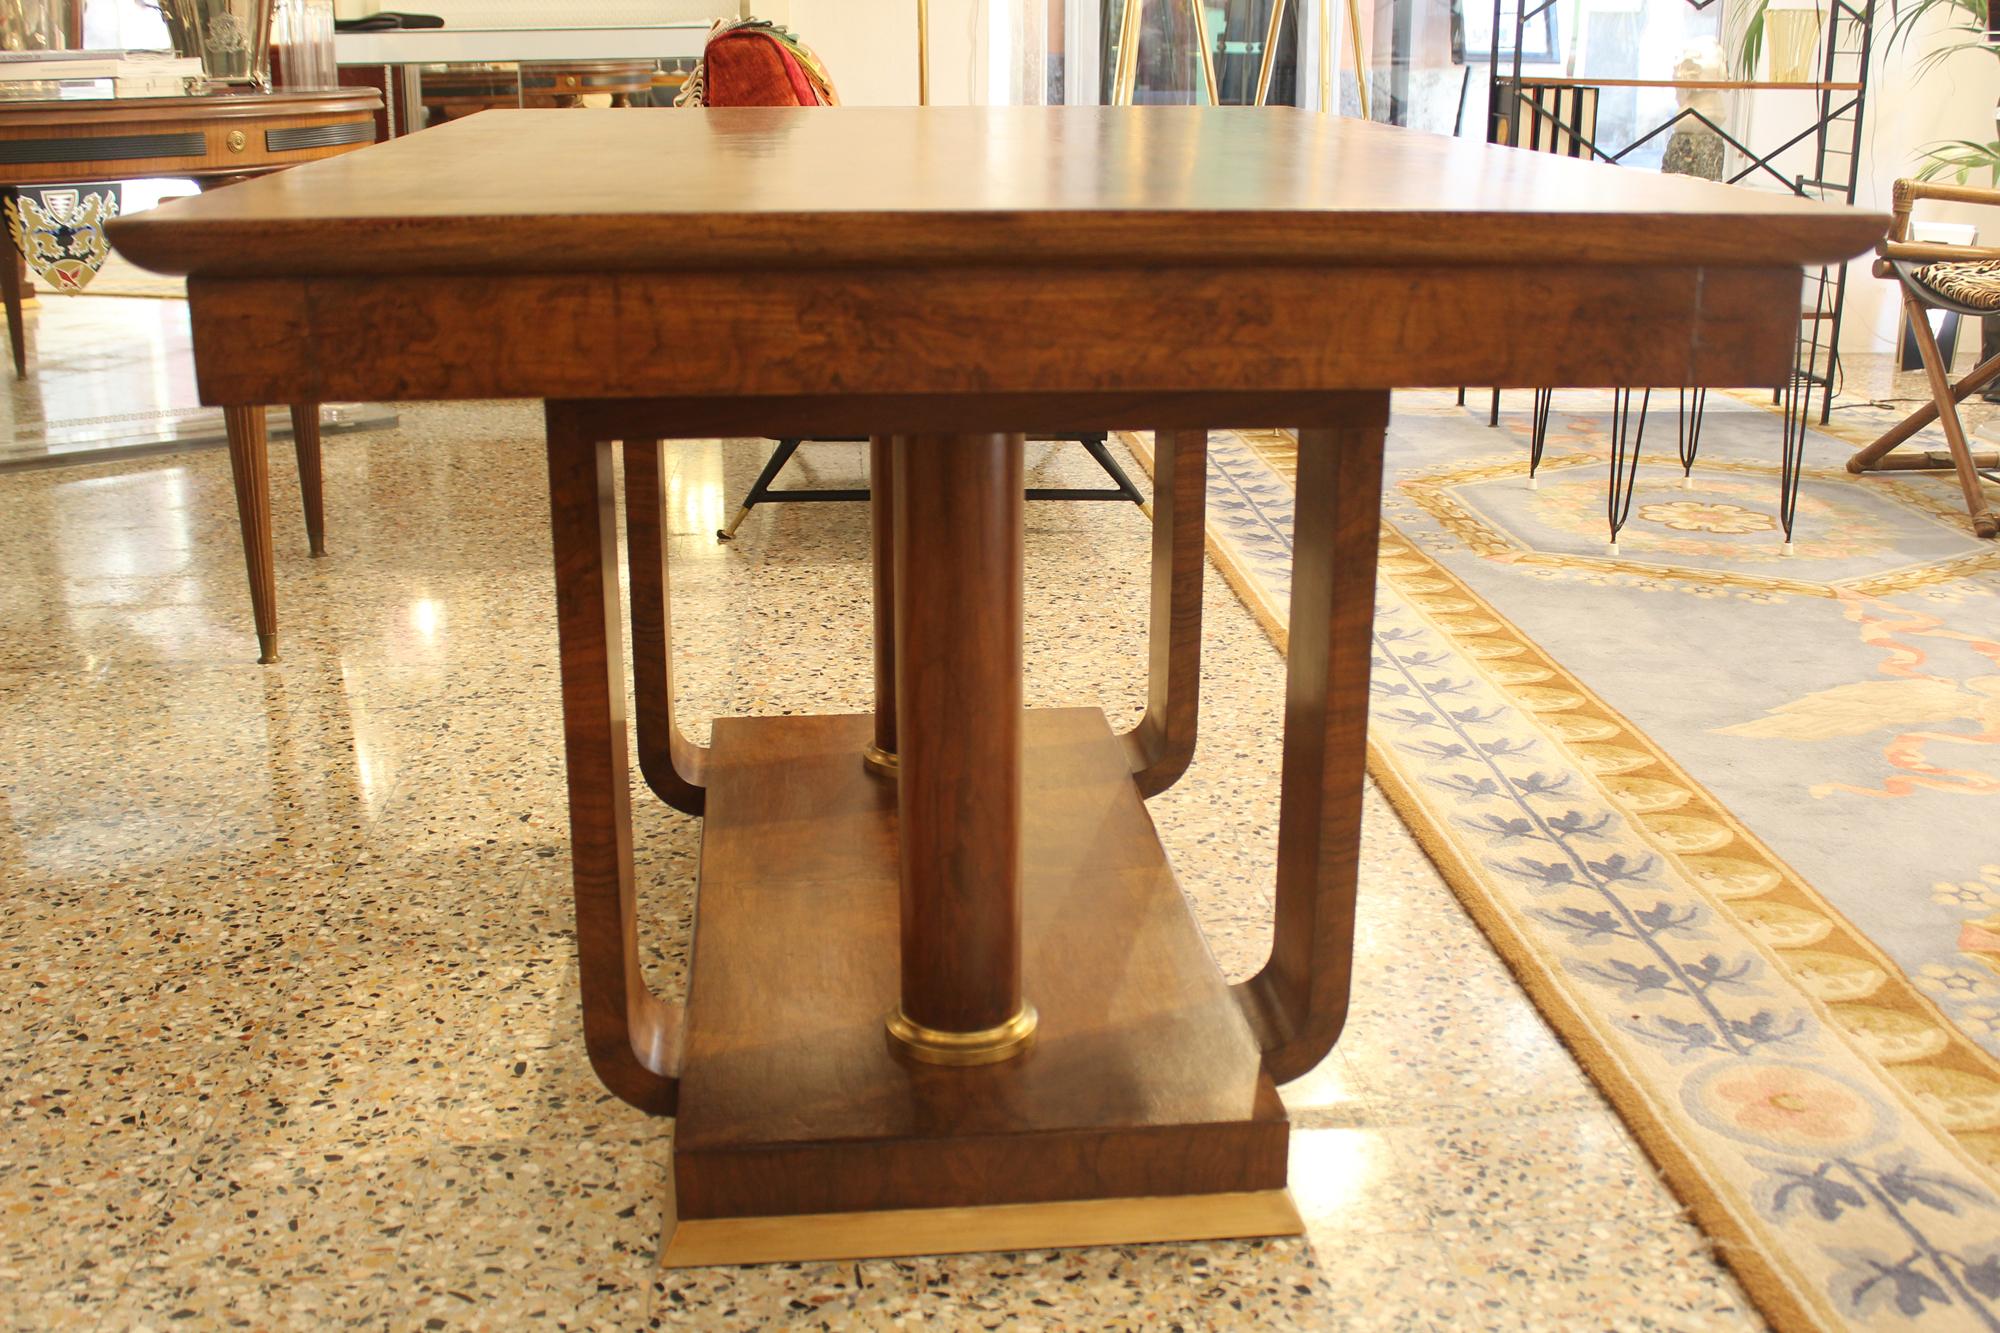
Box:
1848 178 2000 539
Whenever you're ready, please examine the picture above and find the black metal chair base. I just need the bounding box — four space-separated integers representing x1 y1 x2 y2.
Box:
1520 387 1813 551
716 434 1148 541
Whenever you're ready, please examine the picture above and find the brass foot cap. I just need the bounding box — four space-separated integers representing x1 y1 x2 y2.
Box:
887 1004 1037 1066
862 743 899 778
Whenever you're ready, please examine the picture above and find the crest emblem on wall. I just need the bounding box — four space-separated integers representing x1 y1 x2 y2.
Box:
6 186 121 292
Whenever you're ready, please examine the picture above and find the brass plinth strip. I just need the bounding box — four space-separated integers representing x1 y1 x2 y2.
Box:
886 1003 1037 1066
661 1188 1302 1268
862 743 899 778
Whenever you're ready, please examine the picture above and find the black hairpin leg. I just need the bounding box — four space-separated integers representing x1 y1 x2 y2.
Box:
1677 387 1706 490
1779 371 1809 556
1605 387 1651 554
718 434 1150 544
1490 389 1501 428
1527 388 1554 488
1040 434 1147 508
718 438 818 541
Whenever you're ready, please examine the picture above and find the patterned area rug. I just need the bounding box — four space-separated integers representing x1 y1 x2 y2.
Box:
1129 395 2000 1333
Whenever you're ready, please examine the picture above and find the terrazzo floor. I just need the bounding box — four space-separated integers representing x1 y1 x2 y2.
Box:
2 298 1760 1329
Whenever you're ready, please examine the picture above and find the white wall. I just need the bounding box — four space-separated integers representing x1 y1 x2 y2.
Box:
335 1 739 21
775 0 980 105
1843 13 2000 352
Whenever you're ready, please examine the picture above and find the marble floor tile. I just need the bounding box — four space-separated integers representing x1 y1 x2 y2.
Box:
901 1245 1207 1330
1436 1214 1756 1332
1276 1049 1375 1127
1288 1126 1434 1234
1283 1227 1479 1331
1339 977 1606 1118
110 1144 419 1328
1388 1111 1693 1230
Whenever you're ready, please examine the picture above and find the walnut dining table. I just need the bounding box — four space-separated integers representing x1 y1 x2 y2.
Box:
106 107 1883 1265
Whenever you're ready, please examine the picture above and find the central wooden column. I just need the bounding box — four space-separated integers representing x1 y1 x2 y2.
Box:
886 432 1036 1064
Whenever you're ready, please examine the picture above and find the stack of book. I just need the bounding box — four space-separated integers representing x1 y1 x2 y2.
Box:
0 50 206 100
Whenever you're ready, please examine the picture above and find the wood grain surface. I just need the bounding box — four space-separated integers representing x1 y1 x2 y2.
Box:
181 263 1809 407
1236 393 1389 1081
891 434 1027 1037
674 709 1287 1218
1122 427 1207 798
545 406 681 1114
108 106 1885 277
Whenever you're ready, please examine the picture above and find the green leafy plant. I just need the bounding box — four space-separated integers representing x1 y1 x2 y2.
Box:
1887 0 1996 76
1734 0 2000 177
1734 0 1772 77
1915 138 2000 183
1883 0 2000 180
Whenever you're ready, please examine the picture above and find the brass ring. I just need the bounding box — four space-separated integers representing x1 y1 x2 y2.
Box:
886 1004 1037 1066
862 743 899 778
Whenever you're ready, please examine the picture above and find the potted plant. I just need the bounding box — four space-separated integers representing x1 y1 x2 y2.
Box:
1736 0 1999 179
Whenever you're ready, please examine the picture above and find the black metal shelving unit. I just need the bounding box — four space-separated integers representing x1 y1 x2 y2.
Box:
1485 0 1876 424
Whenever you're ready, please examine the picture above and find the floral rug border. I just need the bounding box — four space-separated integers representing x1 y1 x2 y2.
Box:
1124 427 2000 1333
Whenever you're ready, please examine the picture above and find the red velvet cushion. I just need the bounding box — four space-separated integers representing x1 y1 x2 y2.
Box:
702 32 820 107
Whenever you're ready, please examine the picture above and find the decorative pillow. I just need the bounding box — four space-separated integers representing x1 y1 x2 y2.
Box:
674 19 839 109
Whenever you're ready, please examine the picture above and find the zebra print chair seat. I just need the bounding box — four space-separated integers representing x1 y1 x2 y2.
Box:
1904 256 2000 315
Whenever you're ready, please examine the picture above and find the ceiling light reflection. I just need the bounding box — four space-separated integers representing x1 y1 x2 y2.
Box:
409 598 443 644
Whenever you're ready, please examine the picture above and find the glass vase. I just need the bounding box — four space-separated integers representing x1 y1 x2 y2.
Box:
163 0 275 89
273 0 335 89
1764 1 1822 83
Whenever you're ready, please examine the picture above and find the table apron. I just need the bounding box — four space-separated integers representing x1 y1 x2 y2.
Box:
185 263 1802 407
0 111 380 188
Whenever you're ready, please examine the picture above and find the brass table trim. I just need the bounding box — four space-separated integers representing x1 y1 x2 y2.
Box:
886 1003 1037 1066
662 1188 1302 1267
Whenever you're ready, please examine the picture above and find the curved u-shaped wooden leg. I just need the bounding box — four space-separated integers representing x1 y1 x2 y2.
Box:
1122 428 1207 798
623 437 707 815
867 435 899 775
1234 393 1388 1084
547 405 681 1115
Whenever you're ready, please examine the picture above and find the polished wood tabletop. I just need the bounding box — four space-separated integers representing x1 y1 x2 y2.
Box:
109 105 1882 276
109 108 1885 411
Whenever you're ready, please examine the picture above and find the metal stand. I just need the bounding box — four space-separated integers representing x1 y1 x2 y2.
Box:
1482 0 1877 532
1526 387 1709 550
1526 388 1553 489
716 434 1149 542
1677 387 1706 487
1778 372 1811 553
1604 387 1651 553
